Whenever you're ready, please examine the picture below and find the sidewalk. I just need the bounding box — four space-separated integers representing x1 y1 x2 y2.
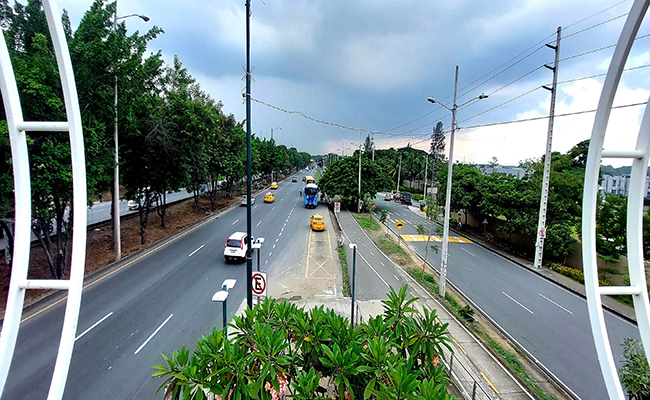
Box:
406 205 637 323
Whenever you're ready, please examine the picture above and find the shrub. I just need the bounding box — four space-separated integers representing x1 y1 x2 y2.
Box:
153 286 456 399
549 263 610 287
619 338 650 400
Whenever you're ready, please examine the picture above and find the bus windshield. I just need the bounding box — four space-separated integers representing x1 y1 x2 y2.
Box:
305 187 318 195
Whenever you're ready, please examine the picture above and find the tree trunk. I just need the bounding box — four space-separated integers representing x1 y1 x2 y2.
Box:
33 221 57 279
0 220 15 268
192 189 199 213
156 192 167 228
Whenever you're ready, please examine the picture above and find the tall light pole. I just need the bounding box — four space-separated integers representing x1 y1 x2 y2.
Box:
396 155 402 194
270 126 281 141
423 154 428 199
352 142 362 212
372 132 375 162
245 0 253 308
428 66 487 297
112 3 149 262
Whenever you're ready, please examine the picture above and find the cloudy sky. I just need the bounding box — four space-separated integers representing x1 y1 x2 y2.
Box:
58 0 650 167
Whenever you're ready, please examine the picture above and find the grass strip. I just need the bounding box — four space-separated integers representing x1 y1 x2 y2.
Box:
354 214 381 231
338 245 351 297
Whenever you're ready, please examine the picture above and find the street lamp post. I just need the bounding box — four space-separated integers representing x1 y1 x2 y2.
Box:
423 154 428 200
112 3 149 262
349 243 357 327
428 66 487 297
252 238 265 271
212 279 236 339
270 127 281 183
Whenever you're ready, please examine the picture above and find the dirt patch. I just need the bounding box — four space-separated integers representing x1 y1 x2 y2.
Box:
0 192 239 320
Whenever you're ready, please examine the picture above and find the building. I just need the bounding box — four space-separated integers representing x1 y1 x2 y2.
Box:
599 174 650 198
478 165 526 180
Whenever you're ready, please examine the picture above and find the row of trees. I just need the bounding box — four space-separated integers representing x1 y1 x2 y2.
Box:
0 0 310 278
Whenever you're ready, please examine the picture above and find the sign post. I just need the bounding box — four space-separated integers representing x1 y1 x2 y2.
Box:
251 271 267 299
334 202 341 213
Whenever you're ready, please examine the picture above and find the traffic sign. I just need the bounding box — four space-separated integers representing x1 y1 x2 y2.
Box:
539 227 546 239
251 271 267 296
396 220 404 231
334 202 341 213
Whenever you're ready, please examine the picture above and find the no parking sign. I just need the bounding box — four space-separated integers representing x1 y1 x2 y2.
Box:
252 271 267 296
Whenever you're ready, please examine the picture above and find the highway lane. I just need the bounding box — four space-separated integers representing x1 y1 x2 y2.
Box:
1 171 313 399
374 195 639 400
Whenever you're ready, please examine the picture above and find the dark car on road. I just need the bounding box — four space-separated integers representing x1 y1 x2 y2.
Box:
400 192 412 205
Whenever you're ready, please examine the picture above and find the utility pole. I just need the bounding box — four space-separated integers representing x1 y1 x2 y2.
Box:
423 155 428 199
372 132 375 162
358 144 362 212
245 0 253 308
439 66 459 298
534 27 561 270
112 3 121 262
396 155 402 193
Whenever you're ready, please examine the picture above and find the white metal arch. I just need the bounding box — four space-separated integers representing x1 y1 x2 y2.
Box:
0 0 86 399
582 0 650 398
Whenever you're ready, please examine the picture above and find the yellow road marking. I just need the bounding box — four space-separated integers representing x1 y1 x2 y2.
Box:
481 372 499 393
305 228 314 278
453 338 467 355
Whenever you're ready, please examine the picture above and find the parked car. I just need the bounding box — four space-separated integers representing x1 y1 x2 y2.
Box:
127 199 138 210
224 232 252 262
310 214 325 231
241 195 255 206
271 182 279 189
384 193 393 201
264 192 275 203
292 177 297 183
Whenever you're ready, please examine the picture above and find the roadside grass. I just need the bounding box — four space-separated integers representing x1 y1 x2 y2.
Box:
315 168 322 181
378 238 412 266
354 214 380 231
338 245 351 297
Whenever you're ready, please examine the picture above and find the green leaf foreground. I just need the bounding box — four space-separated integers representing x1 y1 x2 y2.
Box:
152 285 456 399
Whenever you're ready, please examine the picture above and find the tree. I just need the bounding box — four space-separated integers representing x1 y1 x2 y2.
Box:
429 122 445 162
363 134 374 155
153 286 454 399
319 157 392 208
596 193 627 262
619 338 650 400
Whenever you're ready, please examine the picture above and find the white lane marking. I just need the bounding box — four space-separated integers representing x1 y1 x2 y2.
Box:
272 207 275 211
362 243 366 247
461 248 476 257
253 205 258 210
188 245 205 257
354 250 390 288
394 274 399 281
279 232 282 236
75 312 113 342
380 261 385 266
502 292 534 315
370 251 375 256
539 293 573 315
265 260 268 265
276 238 279 242
134 314 173 355
269 252 273 256
231 219 239 226
273 244 276 249
256 221 262 227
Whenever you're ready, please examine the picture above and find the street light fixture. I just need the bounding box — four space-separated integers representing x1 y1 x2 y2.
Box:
252 238 265 271
112 3 150 262
270 127 281 182
428 67 488 297
213 279 237 339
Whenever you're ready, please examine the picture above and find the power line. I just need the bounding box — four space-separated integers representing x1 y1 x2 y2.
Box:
562 12 628 41
562 0 629 32
460 101 647 130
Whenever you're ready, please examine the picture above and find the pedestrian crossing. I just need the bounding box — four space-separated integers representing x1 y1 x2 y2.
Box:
400 234 472 243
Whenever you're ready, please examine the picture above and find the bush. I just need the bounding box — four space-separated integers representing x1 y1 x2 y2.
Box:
620 338 650 399
413 194 423 201
549 263 610 287
153 286 456 399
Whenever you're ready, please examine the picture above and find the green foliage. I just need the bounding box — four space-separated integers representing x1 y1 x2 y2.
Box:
338 245 351 297
153 287 456 399
620 338 650 400
596 193 627 261
548 263 611 286
379 209 388 224
319 156 392 208
354 214 380 231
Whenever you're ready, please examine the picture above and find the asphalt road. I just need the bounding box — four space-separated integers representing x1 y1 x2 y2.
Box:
374 195 640 400
1 170 320 399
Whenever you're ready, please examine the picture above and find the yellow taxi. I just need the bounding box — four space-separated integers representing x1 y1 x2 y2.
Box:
270 182 278 189
310 214 325 231
264 192 275 203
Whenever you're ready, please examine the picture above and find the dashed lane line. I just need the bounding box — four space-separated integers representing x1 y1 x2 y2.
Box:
188 245 204 257
134 314 173 355
453 338 467 355
461 248 476 257
539 293 573 315
502 291 534 315
75 312 113 342
256 221 262 227
231 219 239 225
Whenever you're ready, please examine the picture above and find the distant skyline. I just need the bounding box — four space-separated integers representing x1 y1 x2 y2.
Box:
57 0 650 167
